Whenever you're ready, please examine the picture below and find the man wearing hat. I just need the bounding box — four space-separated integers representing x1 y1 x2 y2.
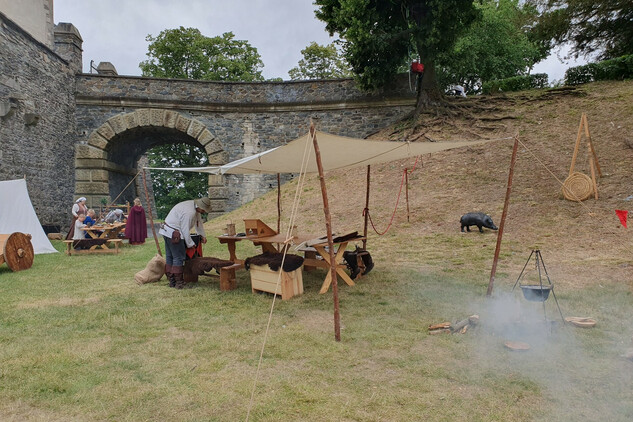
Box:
158 197 213 289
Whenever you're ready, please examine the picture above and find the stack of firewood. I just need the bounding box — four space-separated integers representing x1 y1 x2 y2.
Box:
428 315 479 335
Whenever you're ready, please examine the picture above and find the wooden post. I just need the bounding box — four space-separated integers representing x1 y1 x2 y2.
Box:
405 169 410 223
310 122 341 342
487 136 519 297
363 165 370 250
277 173 281 233
142 168 162 257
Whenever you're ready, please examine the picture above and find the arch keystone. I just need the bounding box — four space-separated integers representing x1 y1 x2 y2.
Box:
163 110 178 128
136 109 151 127
150 109 164 126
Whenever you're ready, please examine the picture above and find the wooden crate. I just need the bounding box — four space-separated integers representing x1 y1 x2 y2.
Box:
249 264 303 300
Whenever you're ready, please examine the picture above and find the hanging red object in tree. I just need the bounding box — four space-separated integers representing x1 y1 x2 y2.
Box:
410 61 424 73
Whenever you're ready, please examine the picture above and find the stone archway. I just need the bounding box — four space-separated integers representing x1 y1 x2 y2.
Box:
75 109 228 216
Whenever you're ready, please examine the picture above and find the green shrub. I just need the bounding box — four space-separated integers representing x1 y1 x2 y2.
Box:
564 55 633 85
481 73 548 94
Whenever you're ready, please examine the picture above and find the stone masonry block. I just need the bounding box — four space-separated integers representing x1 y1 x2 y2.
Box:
187 119 205 139
175 115 192 133
75 169 91 181
76 144 106 159
75 181 109 195
208 174 224 186
123 112 138 129
87 131 108 149
75 158 107 169
197 129 215 146
150 109 164 126
208 186 229 199
108 114 127 134
136 109 151 127
96 122 116 140
208 199 226 212
204 139 223 155
163 110 178 128
90 169 109 182
208 151 228 165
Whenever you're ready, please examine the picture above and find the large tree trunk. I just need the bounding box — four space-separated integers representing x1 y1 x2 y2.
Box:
415 60 442 115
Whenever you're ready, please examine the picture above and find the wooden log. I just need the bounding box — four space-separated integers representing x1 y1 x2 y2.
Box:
451 315 479 333
428 328 451 335
429 322 452 330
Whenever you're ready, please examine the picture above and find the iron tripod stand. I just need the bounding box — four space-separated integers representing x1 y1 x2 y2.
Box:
512 249 565 324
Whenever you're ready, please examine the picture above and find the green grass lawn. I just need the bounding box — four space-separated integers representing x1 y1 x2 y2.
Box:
0 240 632 421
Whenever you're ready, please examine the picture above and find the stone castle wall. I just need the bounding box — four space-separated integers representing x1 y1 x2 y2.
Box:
0 12 76 228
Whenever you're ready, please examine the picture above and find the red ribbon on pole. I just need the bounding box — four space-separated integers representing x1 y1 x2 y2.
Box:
615 209 628 228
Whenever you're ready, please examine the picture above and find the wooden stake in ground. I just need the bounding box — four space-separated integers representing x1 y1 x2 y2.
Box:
277 173 281 234
363 165 370 251
310 121 341 342
487 136 519 297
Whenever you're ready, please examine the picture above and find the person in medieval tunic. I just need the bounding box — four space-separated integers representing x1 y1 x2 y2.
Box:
65 197 87 240
158 197 212 289
72 213 87 249
124 198 147 245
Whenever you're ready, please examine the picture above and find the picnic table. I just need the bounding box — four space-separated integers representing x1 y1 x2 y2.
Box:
63 222 125 255
217 228 365 294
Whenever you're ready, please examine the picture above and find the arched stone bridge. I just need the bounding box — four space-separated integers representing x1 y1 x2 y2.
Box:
74 74 415 217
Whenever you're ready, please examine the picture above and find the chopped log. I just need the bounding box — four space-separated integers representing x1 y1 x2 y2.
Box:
460 325 469 334
451 314 479 333
429 322 452 331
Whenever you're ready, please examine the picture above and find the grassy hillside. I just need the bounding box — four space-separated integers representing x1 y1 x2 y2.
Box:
208 80 633 290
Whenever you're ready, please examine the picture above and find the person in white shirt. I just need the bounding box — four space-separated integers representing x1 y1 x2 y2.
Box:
72 213 87 249
158 197 212 288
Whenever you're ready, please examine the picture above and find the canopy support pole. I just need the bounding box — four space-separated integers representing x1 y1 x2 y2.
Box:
363 165 370 250
277 173 281 234
405 168 410 222
311 121 341 342
142 168 162 257
487 135 518 297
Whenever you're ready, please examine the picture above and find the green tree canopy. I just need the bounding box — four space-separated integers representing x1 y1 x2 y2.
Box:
315 0 481 108
439 0 548 93
529 0 633 60
139 27 265 217
288 41 353 80
139 27 264 81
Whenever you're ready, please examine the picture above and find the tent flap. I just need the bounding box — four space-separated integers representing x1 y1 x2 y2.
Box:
0 179 57 254
149 130 495 175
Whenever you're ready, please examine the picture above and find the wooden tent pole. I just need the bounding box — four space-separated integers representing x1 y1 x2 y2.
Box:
487 135 519 297
363 165 370 250
142 168 162 257
311 122 341 342
277 173 281 233
569 114 584 176
582 113 602 177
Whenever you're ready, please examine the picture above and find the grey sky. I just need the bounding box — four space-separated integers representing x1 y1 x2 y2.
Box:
53 0 583 82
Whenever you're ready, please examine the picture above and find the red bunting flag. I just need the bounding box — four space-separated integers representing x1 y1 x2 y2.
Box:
615 210 628 228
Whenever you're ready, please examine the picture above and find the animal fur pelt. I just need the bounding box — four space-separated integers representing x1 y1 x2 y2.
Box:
186 257 235 275
244 252 304 272
135 254 165 285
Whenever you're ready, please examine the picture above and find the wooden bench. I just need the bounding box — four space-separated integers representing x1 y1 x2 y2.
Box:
63 239 122 255
219 262 244 291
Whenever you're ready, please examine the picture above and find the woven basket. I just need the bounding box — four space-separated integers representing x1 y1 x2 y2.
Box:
562 172 594 201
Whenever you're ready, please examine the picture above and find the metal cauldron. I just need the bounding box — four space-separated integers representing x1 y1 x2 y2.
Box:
520 285 552 302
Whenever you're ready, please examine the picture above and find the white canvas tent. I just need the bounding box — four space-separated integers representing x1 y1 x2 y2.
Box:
151 130 494 174
0 179 57 254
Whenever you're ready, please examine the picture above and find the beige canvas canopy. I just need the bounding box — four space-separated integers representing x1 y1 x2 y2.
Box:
150 130 493 174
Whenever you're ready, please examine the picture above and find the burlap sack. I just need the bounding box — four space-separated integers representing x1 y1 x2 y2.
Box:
135 254 166 285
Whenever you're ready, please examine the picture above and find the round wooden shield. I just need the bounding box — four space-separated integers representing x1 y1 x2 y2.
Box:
3 232 34 271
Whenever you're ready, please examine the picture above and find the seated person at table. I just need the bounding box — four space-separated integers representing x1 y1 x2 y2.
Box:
104 208 124 223
83 209 102 238
72 213 87 249
158 197 212 289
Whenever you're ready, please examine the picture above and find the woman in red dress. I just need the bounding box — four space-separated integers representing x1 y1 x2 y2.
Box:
125 198 148 245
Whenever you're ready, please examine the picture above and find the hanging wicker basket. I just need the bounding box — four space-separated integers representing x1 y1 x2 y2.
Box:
562 172 594 201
